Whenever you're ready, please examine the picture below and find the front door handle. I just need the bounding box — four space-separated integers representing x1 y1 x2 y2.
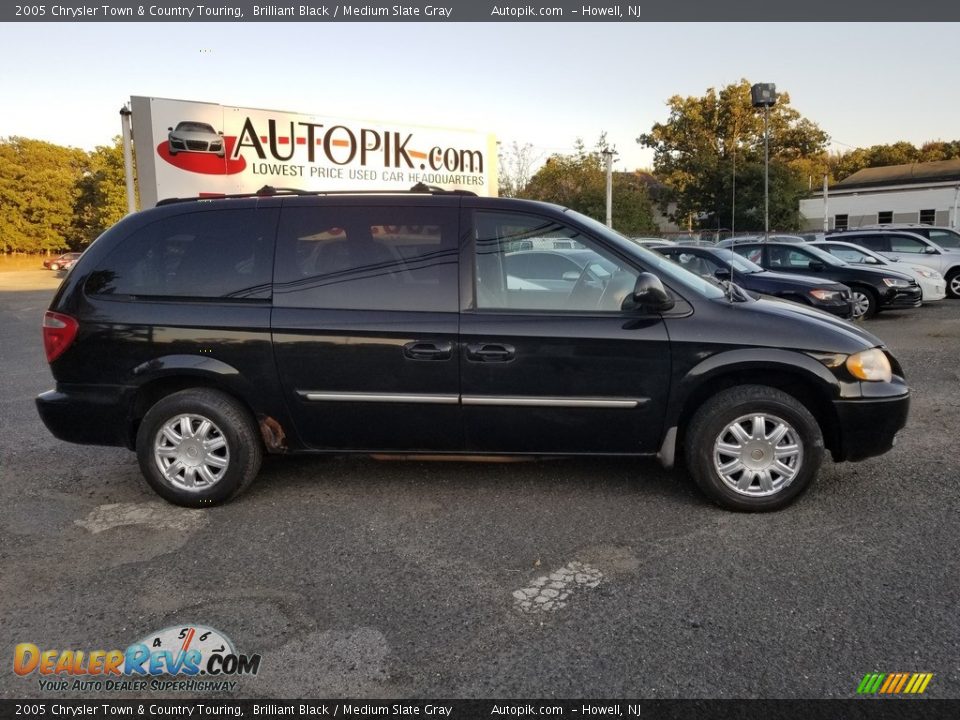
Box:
403 341 453 361
466 343 516 363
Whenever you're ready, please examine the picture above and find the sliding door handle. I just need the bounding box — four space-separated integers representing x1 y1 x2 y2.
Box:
466 343 516 363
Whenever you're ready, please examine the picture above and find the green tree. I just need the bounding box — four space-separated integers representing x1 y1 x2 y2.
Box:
520 135 657 235
71 136 132 248
637 80 829 232
0 137 87 253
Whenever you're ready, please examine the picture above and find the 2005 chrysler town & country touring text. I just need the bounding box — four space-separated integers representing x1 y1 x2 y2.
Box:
37 186 910 511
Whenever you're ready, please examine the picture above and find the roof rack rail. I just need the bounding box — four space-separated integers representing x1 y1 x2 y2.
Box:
156 183 477 206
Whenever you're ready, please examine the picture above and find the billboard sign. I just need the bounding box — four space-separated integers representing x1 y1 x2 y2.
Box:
130 96 497 207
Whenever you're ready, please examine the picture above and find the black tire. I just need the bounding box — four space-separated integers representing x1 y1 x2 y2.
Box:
946 269 960 299
136 388 262 508
849 286 878 320
684 385 824 512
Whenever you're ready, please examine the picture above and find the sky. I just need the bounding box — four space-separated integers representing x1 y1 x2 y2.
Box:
1 22 958 172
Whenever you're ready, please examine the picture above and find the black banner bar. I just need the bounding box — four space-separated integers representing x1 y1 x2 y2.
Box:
1 700 958 720
3 0 960 22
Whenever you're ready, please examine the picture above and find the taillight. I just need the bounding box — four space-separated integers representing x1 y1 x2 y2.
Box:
42 311 79 363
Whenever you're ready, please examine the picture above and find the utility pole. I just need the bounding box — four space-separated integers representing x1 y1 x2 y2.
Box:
823 173 829 232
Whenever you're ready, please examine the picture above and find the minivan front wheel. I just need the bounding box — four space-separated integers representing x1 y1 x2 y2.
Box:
136 388 262 507
684 385 823 511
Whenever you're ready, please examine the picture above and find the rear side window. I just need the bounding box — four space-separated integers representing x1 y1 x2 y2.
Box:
850 235 889 253
273 205 458 312
86 209 277 300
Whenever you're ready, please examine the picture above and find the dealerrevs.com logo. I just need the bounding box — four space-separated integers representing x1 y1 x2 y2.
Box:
14 625 260 693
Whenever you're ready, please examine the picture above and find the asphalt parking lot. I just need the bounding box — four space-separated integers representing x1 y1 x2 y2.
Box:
1 270 958 700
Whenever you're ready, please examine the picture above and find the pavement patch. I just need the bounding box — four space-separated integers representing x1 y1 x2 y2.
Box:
75 501 207 534
513 561 603 613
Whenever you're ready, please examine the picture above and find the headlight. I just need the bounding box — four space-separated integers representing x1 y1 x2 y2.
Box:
809 289 842 301
846 348 892 382
882 277 910 288
910 267 940 279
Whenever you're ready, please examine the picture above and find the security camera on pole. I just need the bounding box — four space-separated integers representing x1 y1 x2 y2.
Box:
751 83 777 239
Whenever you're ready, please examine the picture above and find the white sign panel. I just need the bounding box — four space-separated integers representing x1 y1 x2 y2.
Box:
131 96 497 208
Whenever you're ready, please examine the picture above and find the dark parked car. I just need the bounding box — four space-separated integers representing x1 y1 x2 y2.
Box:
654 245 853 318
37 188 910 512
42 252 82 271
727 242 921 319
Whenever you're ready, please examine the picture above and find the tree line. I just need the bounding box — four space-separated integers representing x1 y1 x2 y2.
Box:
0 136 130 253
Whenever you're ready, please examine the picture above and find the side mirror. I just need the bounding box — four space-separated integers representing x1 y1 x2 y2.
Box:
808 260 825 271
562 271 580 282
923 246 939 254
218 131 224 136
714 267 732 281
167 127 173 131
864 256 880 264
632 272 675 312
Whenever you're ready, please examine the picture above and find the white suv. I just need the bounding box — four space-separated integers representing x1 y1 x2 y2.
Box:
828 230 960 298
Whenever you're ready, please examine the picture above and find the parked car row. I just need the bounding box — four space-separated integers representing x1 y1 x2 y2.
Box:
639 224 960 310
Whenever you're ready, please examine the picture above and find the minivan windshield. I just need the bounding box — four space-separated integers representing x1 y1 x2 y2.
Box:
567 210 726 300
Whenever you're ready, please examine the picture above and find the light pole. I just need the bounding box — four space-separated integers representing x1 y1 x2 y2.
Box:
602 147 616 228
751 83 777 238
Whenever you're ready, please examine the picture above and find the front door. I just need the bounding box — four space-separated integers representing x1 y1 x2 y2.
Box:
459 208 671 454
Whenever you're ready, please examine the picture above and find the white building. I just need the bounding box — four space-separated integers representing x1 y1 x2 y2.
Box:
800 159 960 231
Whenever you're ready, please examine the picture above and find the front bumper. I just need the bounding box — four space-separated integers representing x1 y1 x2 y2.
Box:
831 392 910 462
815 299 854 319
918 277 946 302
880 286 922 309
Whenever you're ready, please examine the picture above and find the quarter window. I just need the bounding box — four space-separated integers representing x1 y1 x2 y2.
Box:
273 205 458 312
85 209 276 300
472 211 638 313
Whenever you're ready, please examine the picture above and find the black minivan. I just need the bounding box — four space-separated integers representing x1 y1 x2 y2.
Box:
37 188 910 511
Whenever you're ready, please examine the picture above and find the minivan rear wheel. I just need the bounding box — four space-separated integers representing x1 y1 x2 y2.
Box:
136 388 262 507
684 385 823 511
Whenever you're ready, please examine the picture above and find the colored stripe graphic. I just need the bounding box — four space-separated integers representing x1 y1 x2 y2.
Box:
857 673 932 694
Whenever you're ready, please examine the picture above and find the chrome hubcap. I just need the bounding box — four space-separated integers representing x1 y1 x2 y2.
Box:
154 414 229 491
713 413 802 497
851 292 870 318
950 275 960 296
